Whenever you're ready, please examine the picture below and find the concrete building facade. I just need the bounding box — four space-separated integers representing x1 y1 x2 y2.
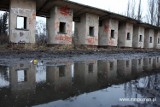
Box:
9 0 36 43
99 19 119 46
144 29 154 48
154 31 160 49
118 22 133 47
74 13 99 45
47 6 73 45
133 26 145 48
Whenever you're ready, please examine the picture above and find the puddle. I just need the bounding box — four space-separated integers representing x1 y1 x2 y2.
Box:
0 56 160 107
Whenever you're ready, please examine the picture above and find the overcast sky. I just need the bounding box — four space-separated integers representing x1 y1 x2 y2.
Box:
70 0 148 20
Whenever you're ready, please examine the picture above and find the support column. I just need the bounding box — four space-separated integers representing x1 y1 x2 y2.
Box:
133 26 144 48
144 29 154 48
74 13 99 46
47 6 73 45
99 18 119 47
118 22 133 47
9 0 36 44
154 31 160 49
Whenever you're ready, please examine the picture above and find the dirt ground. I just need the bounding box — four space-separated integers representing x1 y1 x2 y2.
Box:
0 45 160 66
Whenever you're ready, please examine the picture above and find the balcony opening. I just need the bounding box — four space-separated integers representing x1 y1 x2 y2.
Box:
111 30 115 39
89 26 94 36
150 37 152 43
127 32 131 40
17 16 27 29
59 22 66 33
139 35 142 42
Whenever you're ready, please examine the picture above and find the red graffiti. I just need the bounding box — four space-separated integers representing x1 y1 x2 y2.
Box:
108 39 116 46
87 38 95 44
104 24 109 32
55 35 72 43
59 6 71 16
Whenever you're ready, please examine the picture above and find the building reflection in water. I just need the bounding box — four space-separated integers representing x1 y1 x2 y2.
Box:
143 57 154 71
98 59 117 85
0 57 160 107
46 62 72 91
117 59 132 77
9 61 36 91
74 60 98 90
132 58 143 73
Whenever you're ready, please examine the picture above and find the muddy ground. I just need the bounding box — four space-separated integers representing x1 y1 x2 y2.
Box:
0 47 160 65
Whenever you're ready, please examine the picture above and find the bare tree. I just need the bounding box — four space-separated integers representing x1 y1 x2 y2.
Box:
126 0 136 19
147 0 157 25
157 0 160 26
137 0 142 21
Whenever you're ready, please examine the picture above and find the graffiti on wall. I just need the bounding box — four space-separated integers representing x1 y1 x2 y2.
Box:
87 37 98 45
11 8 34 16
59 6 72 16
55 35 72 43
104 24 109 33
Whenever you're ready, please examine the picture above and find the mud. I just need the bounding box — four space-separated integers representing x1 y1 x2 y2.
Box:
0 48 160 66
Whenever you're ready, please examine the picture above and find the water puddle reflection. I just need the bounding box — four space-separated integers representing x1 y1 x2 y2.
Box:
0 56 160 107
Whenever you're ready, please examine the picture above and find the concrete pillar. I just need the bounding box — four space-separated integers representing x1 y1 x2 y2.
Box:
47 6 73 45
9 0 36 43
133 26 145 48
117 60 132 76
9 62 36 91
46 63 72 91
132 59 143 73
144 29 154 48
74 61 97 88
74 13 99 45
154 31 160 49
99 19 119 46
118 22 133 47
98 60 117 81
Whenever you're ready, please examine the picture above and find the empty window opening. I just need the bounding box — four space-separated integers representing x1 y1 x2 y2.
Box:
111 30 115 38
150 37 152 43
138 59 141 65
126 60 130 67
17 70 27 82
127 32 131 40
139 35 142 42
88 63 94 73
59 22 66 33
158 38 160 44
110 62 114 70
149 58 151 64
89 26 94 36
99 21 103 27
59 65 65 77
157 57 159 63
17 16 27 29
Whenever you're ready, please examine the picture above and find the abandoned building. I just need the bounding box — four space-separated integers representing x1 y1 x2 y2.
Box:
0 0 160 48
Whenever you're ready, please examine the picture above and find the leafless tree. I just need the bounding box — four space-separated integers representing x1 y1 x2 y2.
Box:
147 0 157 25
137 0 142 21
157 0 160 26
126 0 136 19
